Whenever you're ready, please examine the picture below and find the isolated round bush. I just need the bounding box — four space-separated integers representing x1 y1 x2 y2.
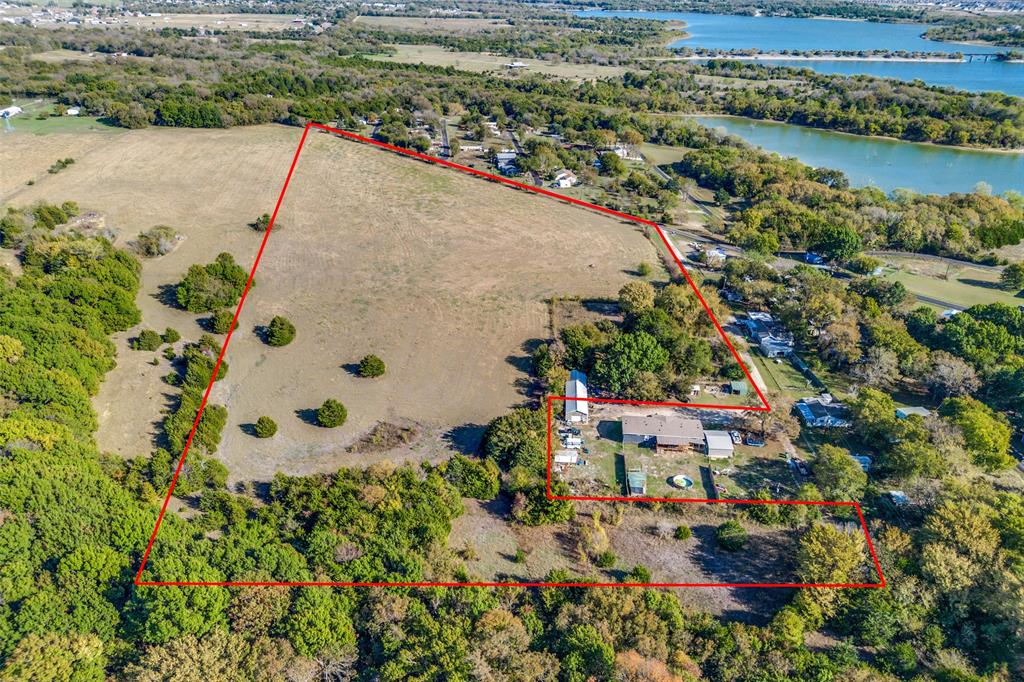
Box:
358 354 386 378
715 520 748 551
674 525 692 541
161 327 181 344
210 309 236 335
316 399 347 428
267 316 296 347
254 416 277 438
131 329 162 351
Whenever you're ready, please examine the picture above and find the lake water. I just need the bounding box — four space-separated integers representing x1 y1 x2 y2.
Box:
766 59 1024 97
577 10 1022 96
694 115 1024 195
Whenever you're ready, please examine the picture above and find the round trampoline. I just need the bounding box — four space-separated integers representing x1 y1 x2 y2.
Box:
670 475 694 490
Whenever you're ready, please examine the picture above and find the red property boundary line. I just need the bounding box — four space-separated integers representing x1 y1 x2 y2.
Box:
134 121 885 589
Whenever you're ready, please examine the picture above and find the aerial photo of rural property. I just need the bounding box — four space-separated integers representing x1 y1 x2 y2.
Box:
1 0 1023 679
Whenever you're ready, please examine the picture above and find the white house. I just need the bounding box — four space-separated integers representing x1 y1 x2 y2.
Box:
704 431 735 459
0 105 23 118
505 61 528 69
552 169 578 188
564 371 588 424
65 107 80 116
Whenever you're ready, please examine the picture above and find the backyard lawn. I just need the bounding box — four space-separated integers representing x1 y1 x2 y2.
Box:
559 416 797 500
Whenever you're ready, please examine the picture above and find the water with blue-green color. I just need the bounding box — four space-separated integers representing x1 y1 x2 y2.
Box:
576 10 1023 96
693 115 1024 195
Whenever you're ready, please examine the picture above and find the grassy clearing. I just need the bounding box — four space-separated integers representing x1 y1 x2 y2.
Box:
880 264 1022 310
640 142 691 165
119 13 302 31
352 16 513 34
367 44 633 80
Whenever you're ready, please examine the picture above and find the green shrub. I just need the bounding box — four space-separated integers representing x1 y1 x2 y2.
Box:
715 520 748 551
674 525 692 541
595 551 616 568
254 416 277 438
130 329 162 351
358 354 386 378
251 213 272 231
175 252 248 313
443 454 499 500
637 261 652 277
513 549 527 564
316 399 347 428
210 309 237 335
267 316 296 347
161 327 180 344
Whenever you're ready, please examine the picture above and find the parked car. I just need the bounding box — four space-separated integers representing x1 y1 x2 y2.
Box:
793 458 810 476
729 430 742 444
745 436 765 447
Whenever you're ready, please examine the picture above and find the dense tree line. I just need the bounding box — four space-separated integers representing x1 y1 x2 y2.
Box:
672 140 1024 261
4 21 1024 150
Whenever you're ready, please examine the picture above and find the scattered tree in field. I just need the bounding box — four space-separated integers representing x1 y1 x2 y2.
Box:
999 262 1024 291
251 213 272 232
715 520 748 551
358 354 386 378
131 329 163 351
161 327 181 344
176 252 248 313
266 316 295 347
254 416 277 438
618 280 655 315
636 261 652 277
674 525 692 541
316 399 347 428
210 309 236 334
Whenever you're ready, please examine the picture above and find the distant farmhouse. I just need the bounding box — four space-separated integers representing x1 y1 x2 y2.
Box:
796 395 850 428
552 169 578 188
621 414 704 449
564 370 589 424
495 151 517 174
740 311 794 358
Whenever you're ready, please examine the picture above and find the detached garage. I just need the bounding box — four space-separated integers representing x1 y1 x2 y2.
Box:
704 431 734 459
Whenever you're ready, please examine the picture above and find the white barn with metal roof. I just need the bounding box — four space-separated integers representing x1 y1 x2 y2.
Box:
564 372 589 423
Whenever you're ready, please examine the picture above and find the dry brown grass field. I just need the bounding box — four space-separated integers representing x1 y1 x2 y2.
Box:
1 124 663 481
352 15 513 34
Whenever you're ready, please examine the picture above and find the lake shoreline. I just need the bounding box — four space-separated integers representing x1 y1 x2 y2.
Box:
681 113 1024 155
669 53 967 63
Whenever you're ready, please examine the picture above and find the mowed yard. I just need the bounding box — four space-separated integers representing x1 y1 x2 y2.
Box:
0 124 663 481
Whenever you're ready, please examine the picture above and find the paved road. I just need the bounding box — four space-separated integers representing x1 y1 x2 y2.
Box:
439 118 450 157
509 131 542 186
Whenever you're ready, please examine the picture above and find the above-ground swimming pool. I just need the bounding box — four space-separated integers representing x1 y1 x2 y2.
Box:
670 475 694 489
